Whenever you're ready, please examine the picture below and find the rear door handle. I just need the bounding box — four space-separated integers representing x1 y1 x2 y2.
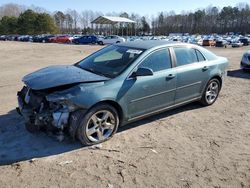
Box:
202 66 209 71
166 74 176 80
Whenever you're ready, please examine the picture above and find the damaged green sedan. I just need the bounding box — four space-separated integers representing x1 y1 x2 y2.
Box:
17 41 228 145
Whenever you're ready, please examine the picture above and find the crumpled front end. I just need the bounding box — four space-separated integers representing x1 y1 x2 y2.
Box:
17 64 109 139
17 85 79 134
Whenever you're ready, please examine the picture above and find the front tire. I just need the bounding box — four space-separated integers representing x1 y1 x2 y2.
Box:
200 78 221 106
77 104 119 146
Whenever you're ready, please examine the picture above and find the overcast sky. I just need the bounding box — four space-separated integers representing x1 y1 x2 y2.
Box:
0 0 248 14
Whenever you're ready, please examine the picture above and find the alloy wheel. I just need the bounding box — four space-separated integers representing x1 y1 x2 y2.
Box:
205 81 219 104
86 110 116 142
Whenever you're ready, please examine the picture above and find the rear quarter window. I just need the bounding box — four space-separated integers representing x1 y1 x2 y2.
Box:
195 49 206 62
198 47 218 61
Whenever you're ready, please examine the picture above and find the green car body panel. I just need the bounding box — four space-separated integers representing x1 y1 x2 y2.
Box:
45 41 228 125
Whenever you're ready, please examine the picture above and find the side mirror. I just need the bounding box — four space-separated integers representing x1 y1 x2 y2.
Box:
130 67 153 78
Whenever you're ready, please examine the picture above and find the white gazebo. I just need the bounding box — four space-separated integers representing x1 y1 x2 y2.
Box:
91 16 135 36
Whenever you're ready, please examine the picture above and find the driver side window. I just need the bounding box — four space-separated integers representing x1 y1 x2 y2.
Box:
139 49 172 72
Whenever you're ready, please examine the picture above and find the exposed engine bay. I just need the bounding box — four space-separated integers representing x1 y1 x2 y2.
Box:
16 65 109 140
17 84 80 139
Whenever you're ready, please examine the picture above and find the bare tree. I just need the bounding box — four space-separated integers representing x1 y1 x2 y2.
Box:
80 10 89 29
54 11 65 33
64 13 73 33
66 9 79 33
0 3 24 18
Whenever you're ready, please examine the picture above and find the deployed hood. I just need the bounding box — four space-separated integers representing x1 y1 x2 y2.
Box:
23 65 109 90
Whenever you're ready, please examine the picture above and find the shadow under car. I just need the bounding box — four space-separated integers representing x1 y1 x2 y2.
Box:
0 102 203 165
227 69 250 79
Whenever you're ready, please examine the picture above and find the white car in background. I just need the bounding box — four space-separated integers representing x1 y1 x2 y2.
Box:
197 39 203 46
98 35 126 45
231 39 243 47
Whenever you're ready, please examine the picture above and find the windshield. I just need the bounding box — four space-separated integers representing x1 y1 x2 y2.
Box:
77 45 144 78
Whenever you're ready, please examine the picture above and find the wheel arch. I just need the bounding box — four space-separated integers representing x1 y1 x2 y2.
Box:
200 75 222 106
93 100 124 124
210 75 222 88
69 100 124 140
201 74 223 96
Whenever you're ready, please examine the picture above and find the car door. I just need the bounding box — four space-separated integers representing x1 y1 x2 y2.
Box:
125 48 176 119
86 36 92 43
110 36 118 43
173 47 210 104
78 36 84 43
104 36 112 44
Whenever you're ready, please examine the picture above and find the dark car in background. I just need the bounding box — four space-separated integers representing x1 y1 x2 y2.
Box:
215 39 228 47
3 35 19 41
241 50 250 69
0 35 7 41
18 35 33 42
33 35 55 43
72 35 98 44
239 38 249 46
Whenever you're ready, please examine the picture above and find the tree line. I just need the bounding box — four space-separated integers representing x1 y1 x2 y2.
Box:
152 3 250 35
0 3 250 35
0 9 57 34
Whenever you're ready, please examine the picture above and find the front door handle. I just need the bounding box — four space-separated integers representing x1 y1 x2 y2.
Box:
166 74 176 80
202 66 209 71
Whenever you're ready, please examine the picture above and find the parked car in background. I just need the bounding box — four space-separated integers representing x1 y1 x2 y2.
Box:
17 41 228 145
202 39 215 46
187 38 198 45
70 35 82 40
33 35 55 43
0 35 7 41
241 50 250 70
18 35 33 42
231 40 243 47
239 38 249 46
3 35 18 41
49 35 72 43
32 35 42 42
197 39 203 46
215 39 228 47
98 35 126 45
72 35 98 44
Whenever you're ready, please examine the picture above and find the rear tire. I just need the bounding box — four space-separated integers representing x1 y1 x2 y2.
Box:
200 78 221 106
76 104 119 146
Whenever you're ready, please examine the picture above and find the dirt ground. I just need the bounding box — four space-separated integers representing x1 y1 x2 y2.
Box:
0 41 249 188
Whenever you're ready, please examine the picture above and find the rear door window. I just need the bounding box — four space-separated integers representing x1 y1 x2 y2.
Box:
173 47 198 66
